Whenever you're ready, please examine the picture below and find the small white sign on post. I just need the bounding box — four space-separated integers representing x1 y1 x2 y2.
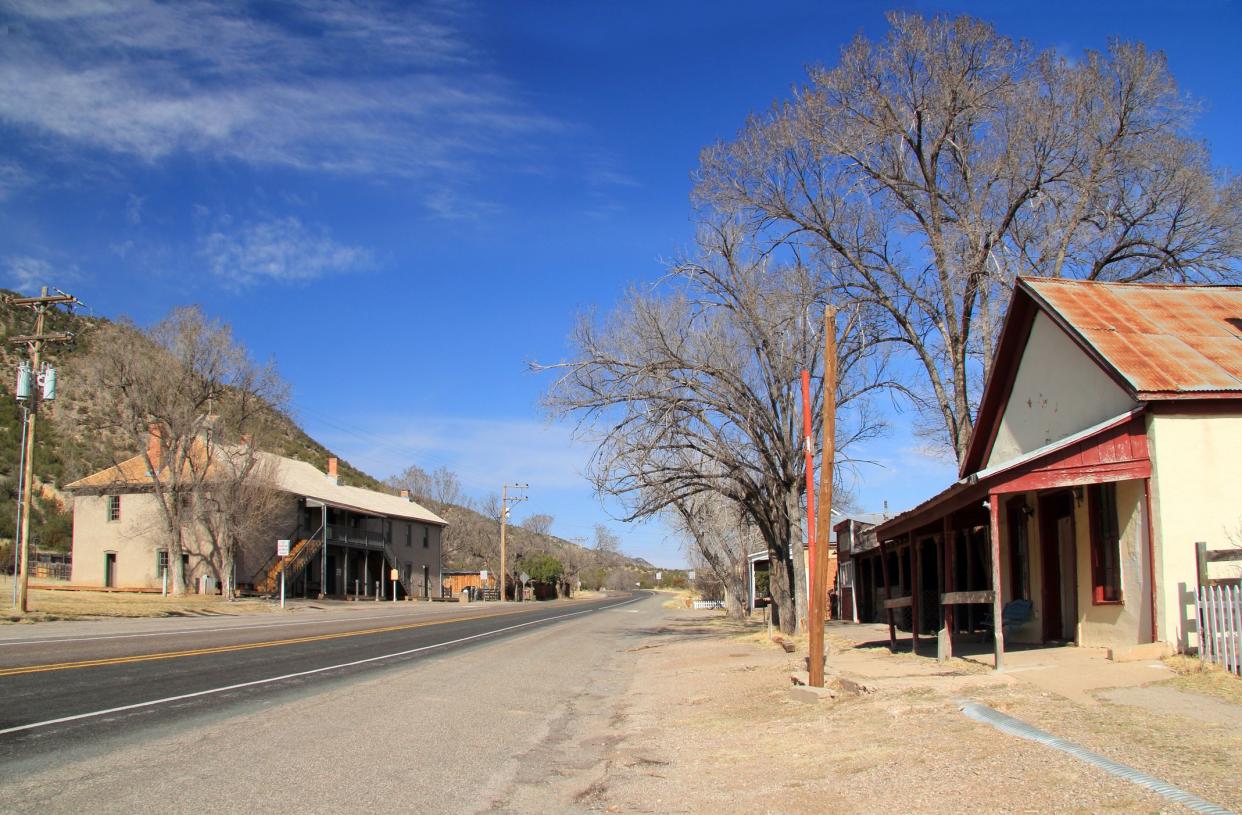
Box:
276 539 291 609
687 569 696 582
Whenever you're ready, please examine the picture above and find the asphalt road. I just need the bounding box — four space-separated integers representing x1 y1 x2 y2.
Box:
0 592 646 772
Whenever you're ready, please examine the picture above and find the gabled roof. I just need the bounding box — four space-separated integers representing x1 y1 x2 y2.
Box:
962 278 1242 476
66 448 447 526
261 452 447 526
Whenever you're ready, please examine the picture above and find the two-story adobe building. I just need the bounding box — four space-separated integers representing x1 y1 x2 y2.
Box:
66 446 446 600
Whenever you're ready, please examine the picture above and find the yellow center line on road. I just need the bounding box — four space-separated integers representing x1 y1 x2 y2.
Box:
0 605 555 678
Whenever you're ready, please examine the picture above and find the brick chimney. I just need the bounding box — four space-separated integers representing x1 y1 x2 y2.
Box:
327 457 339 484
146 423 163 473
399 489 410 500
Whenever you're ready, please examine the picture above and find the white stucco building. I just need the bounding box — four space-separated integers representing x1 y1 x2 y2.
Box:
864 278 1242 665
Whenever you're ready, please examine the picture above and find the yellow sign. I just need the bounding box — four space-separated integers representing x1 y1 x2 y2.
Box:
390 568 399 581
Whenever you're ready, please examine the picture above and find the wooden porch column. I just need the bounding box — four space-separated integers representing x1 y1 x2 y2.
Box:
941 515 955 661
910 534 921 657
878 539 897 652
989 492 1005 672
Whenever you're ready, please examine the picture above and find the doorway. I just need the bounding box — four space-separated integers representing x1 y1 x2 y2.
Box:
1038 491 1078 642
104 552 116 588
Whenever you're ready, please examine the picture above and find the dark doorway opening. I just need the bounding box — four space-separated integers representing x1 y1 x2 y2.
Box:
1038 491 1078 642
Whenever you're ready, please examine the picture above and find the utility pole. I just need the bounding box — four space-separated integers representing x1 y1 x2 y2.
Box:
8 287 77 613
809 305 837 688
498 483 528 601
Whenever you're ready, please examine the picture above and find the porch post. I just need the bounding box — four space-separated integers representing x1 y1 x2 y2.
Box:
320 503 328 599
989 492 1005 672
910 534 921 656
1143 478 1159 644
942 515 955 660
748 557 756 612
878 538 897 653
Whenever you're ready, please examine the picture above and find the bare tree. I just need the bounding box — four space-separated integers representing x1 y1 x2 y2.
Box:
593 524 620 554
696 13 1242 460
386 464 464 507
539 223 889 632
195 450 287 598
81 307 287 594
669 492 755 620
521 513 555 537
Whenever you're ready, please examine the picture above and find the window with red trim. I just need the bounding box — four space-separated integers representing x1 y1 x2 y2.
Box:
1088 483 1122 604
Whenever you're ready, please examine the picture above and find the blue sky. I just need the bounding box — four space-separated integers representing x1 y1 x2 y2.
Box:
3 1 1240 567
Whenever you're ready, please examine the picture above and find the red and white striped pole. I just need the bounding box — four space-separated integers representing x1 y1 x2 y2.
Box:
801 369 817 614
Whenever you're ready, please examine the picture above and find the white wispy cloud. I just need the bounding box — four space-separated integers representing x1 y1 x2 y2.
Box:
3 255 77 292
0 161 30 200
309 415 595 494
0 0 558 179
199 216 372 286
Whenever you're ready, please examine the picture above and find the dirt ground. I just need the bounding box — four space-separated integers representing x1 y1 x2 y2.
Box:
572 609 1242 815
0 574 279 622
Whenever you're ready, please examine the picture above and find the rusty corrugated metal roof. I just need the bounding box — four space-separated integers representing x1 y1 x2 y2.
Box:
1024 278 1242 396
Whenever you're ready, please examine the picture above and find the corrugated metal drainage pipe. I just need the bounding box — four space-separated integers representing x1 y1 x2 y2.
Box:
958 700 1234 815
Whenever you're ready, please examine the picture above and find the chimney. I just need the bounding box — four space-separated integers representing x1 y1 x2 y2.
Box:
146 423 163 473
399 489 410 500
327 457 339 484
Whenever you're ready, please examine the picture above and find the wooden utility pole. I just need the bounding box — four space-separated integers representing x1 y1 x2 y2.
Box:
809 305 836 688
8 287 77 612
499 483 528 601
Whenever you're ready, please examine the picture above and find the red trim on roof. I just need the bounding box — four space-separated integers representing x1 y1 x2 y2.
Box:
986 414 1150 493
879 411 1149 542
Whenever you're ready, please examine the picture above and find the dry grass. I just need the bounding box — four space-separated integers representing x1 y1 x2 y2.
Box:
0 575 278 622
1160 655 1242 705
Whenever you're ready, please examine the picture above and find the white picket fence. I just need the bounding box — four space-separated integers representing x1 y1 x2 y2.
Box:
1197 584 1242 676
693 599 724 610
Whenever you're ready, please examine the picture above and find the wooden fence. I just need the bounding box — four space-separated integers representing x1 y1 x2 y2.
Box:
1197 583 1242 676
693 599 724 610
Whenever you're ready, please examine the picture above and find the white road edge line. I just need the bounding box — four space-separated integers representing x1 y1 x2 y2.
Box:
0 594 644 737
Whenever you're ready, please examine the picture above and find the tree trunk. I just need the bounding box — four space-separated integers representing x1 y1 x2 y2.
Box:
769 548 797 634
224 548 235 600
724 559 748 620
169 532 186 596
786 489 809 634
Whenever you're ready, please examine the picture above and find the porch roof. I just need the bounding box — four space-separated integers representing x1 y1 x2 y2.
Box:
874 408 1146 541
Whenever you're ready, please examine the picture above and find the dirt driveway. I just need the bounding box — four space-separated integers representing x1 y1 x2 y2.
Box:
573 609 1242 814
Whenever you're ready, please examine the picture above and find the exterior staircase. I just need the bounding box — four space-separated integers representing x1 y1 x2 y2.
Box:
382 539 413 598
253 536 323 595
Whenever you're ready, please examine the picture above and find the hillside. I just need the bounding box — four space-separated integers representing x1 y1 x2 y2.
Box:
0 292 667 582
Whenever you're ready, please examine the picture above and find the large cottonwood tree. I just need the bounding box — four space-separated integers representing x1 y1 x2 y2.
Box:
696 13 1242 460
539 223 889 632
